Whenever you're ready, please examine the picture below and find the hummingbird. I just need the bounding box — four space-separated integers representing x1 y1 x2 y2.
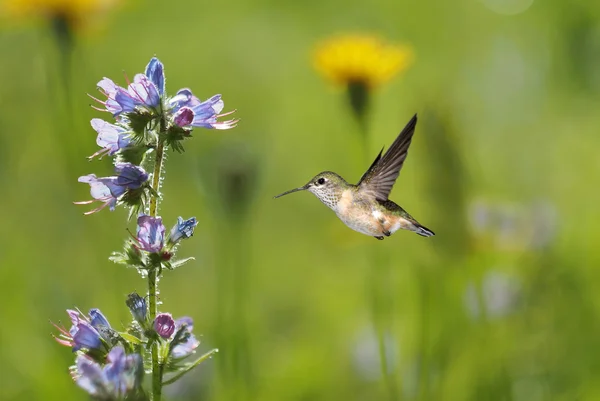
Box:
274 114 434 240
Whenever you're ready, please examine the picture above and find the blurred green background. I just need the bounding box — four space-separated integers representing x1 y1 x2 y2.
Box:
1 0 600 400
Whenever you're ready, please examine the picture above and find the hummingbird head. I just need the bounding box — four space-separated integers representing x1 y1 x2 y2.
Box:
274 171 347 210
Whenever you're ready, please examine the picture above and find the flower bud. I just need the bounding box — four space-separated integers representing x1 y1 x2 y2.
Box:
154 313 175 339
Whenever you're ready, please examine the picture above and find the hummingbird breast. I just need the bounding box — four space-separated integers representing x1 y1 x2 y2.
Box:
334 190 409 237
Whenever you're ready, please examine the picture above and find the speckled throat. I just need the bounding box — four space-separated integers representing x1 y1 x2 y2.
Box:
311 185 348 211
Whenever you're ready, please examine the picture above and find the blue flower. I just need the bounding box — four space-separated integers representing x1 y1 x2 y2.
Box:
114 163 148 190
75 164 148 214
145 57 165 96
169 89 238 130
129 74 160 109
154 313 175 339
125 292 148 326
168 88 197 111
71 323 103 352
92 78 137 117
89 309 112 331
53 309 112 353
171 317 200 359
88 119 131 159
168 217 198 245
91 71 161 117
75 346 143 399
75 176 126 214
136 215 165 253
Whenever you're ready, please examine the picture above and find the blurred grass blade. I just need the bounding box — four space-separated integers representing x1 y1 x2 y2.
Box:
162 349 219 386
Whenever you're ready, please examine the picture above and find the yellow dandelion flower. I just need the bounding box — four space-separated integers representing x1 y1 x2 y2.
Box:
313 34 414 89
1 0 118 31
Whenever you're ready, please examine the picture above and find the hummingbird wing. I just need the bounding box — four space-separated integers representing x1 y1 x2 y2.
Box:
357 114 418 201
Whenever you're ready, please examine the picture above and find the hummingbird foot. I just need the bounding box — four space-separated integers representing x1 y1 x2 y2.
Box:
383 230 391 237
374 236 384 240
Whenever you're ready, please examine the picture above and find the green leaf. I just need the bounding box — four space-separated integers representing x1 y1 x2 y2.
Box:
119 332 145 345
162 349 218 386
170 257 195 270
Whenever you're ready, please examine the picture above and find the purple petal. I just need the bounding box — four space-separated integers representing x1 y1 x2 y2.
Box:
114 88 137 114
67 309 82 326
114 163 148 190
79 175 115 200
168 88 199 111
145 57 165 96
76 355 108 398
91 119 126 154
97 78 119 94
98 178 127 199
89 309 111 330
173 107 194 127
126 293 147 324
175 316 194 330
78 174 98 184
172 333 200 359
154 313 175 339
169 217 197 243
129 74 160 108
72 323 102 352
136 215 165 253
104 347 127 395
191 94 223 118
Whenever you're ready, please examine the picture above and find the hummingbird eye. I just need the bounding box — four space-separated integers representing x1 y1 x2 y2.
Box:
317 178 326 185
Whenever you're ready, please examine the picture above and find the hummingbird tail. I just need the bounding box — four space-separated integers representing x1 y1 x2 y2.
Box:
413 223 435 237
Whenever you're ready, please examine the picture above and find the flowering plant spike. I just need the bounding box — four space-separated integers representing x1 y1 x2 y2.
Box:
54 57 236 400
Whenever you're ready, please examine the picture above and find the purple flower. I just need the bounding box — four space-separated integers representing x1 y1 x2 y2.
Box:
172 107 194 128
168 88 200 110
53 309 112 353
90 66 161 117
75 163 148 215
126 292 148 326
89 308 111 330
74 346 142 399
171 317 200 359
75 175 125 214
168 217 198 245
129 74 160 109
136 215 165 253
71 323 103 352
169 89 238 130
114 163 148 190
88 119 131 160
91 78 137 117
154 313 175 339
145 57 165 96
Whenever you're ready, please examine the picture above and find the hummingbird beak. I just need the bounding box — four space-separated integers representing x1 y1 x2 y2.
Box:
274 185 308 199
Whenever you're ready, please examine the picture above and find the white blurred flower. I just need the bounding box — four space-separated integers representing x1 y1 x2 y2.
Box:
464 269 521 320
351 326 397 381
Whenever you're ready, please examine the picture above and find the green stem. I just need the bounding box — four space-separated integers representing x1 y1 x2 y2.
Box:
149 119 166 401
356 112 398 401
148 268 161 400
369 251 399 401
417 267 430 401
149 140 165 217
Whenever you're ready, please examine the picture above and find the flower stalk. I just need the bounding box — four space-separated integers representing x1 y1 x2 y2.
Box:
148 117 166 400
55 56 237 401
149 267 161 400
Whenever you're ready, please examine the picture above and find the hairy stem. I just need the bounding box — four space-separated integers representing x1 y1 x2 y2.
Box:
149 267 161 401
149 140 165 217
149 118 166 401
